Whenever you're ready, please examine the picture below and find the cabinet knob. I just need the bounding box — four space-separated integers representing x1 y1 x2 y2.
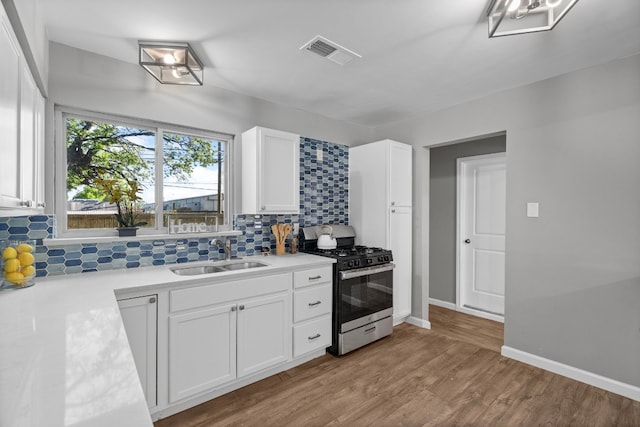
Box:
261 206 266 211
149 297 156 304
37 202 46 208
231 306 237 312
391 201 395 206
391 209 396 213
464 239 471 244
20 200 33 208
239 304 245 310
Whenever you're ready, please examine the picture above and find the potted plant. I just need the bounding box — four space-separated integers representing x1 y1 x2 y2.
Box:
94 178 148 236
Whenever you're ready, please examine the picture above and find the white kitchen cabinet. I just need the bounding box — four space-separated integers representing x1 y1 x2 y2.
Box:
117 295 158 409
0 8 22 208
168 302 237 403
237 292 291 378
292 266 332 357
0 5 44 211
167 273 292 403
241 126 300 214
350 139 413 323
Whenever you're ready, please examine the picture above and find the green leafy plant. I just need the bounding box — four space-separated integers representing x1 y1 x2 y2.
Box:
93 178 148 228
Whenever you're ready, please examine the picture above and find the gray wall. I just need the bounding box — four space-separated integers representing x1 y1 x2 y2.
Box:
373 53 640 387
429 136 506 303
46 42 373 215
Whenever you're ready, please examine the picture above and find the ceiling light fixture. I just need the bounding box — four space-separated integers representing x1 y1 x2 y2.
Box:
139 42 203 85
487 0 580 37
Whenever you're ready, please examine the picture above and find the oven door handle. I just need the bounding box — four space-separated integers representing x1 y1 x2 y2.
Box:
339 263 395 280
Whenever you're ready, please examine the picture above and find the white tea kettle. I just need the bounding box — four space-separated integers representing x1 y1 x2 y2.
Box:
317 224 337 250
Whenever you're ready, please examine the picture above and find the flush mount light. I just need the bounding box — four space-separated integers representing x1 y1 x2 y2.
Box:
139 42 203 85
487 0 580 37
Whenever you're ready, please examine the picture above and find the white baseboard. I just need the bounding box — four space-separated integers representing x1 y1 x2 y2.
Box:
501 346 640 402
429 298 504 323
405 316 431 329
428 298 456 310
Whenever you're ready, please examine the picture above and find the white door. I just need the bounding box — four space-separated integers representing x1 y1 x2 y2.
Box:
168 303 237 403
457 153 506 316
389 206 412 322
237 292 290 378
117 295 157 409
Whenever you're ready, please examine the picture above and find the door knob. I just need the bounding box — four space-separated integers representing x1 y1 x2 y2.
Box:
464 239 471 244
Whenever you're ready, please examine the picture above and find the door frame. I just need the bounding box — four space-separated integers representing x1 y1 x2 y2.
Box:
455 152 506 323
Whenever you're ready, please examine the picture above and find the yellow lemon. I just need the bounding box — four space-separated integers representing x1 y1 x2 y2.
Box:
2 247 17 260
5 271 25 285
21 265 36 277
3 258 20 273
18 252 35 267
16 243 34 254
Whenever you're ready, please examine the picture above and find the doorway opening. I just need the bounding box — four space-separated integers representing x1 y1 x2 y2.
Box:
428 133 506 323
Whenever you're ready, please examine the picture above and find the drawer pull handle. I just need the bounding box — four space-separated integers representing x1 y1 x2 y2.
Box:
308 333 321 341
308 275 322 280
364 326 376 333
308 301 322 307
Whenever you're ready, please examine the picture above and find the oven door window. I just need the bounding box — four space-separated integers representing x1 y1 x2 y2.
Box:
339 270 393 325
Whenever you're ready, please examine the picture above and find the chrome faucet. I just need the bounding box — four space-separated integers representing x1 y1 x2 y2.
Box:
213 237 232 260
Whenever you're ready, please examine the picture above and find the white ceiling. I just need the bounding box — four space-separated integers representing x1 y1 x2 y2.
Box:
41 0 640 127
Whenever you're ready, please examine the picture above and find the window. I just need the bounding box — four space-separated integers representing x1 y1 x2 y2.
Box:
55 108 232 237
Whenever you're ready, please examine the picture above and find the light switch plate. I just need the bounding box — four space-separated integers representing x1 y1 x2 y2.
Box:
527 202 539 218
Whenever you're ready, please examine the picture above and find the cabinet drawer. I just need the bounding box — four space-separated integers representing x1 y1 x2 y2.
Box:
293 266 332 289
170 273 291 312
292 315 332 357
293 284 331 322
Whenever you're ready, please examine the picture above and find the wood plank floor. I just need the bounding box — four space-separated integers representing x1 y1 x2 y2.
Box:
154 305 640 426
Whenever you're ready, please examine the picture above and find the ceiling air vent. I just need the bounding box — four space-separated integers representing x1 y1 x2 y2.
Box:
300 35 362 66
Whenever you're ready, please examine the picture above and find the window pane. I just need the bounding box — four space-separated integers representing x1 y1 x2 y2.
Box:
66 117 156 229
162 132 225 228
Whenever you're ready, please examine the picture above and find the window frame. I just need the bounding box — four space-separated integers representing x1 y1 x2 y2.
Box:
54 106 234 238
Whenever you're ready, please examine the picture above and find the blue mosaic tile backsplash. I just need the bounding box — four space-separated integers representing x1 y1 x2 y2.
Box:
0 136 349 278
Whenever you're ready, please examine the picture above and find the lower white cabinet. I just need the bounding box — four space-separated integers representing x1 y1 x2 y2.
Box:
117 295 158 409
167 274 291 403
237 293 291 378
292 267 333 357
168 302 237 403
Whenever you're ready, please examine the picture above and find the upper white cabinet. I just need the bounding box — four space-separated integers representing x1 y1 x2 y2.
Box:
0 5 44 211
241 126 300 214
350 139 413 323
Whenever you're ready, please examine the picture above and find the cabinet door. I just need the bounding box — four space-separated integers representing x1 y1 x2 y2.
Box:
0 12 21 208
117 295 158 409
237 292 291 378
389 206 412 321
388 142 413 207
258 128 300 213
169 303 237 403
34 94 45 209
20 65 36 207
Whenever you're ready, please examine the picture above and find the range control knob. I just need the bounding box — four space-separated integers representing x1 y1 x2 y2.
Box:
378 256 384 262
347 260 354 268
354 260 361 267
366 258 373 265
384 255 390 262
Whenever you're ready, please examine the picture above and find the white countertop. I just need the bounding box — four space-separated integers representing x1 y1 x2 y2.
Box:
0 253 334 427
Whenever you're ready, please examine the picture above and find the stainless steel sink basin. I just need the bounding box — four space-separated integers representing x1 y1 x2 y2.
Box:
170 265 227 276
220 261 268 271
170 261 268 276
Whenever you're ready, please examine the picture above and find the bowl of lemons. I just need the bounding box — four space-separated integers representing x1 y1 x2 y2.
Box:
1 240 37 289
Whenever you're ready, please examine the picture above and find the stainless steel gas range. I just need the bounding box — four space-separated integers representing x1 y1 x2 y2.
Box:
299 225 394 355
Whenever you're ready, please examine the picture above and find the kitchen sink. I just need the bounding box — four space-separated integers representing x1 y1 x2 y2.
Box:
170 261 268 276
220 261 268 271
170 265 227 276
